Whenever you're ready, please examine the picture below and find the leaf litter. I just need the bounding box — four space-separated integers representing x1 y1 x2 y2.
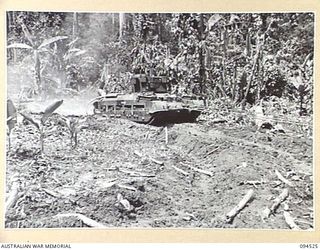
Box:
5 98 313 229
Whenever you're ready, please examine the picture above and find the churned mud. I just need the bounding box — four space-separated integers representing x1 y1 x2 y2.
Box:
5 104 313 229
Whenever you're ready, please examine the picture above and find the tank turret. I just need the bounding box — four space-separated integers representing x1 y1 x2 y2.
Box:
93 74 205 125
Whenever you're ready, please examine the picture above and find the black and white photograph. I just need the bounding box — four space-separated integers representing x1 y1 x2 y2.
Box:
5 11 314 229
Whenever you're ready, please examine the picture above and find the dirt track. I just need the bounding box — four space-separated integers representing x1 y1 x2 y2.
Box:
5 111 313 229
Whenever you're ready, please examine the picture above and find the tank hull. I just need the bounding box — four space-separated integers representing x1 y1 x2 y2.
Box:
93 93 204 126
149 109 201 125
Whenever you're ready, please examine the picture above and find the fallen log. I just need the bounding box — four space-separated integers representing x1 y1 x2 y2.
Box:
54 213 106 228
43 187 78 204
99 180 118 190
226 189 254 223
183 212 197 221
134 150 164 166
283 211 301 230
42 188 61 198
149 157 164 166
295 219 314 228
172 165 189 176
211 118 228 124
5 181 21 212
117 183 137 192
204 147 219 158
263 188 289 218
270 188 289 213
165 126 168 144
119 168 156 177
190 166 213 177
245 180 262 188
275 170 294 187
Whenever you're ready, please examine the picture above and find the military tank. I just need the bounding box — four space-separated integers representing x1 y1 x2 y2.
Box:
92 74 205 126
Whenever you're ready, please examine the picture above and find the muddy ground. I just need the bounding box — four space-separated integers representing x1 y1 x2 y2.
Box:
5 100 313 229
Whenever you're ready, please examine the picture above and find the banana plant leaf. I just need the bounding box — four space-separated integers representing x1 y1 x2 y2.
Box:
38 36 68 49
41 100 64 124
7 99 17 132
7 43 33 49
20 112 40 130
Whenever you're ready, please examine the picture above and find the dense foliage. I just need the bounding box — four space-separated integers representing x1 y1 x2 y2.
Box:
7 12 314 113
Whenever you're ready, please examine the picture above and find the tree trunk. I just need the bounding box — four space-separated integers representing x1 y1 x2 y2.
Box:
12 11 16 25
112 13 115 35
256 52 265 103
157 13 162 41
232 63 237 101
119 13 126 40
221 28 229 90
72 12 79 40
19 18 34 47
34 50 42 94
7 12 12 31
40 132 44 153
299 92 304 116
198 14 205 94
246 32 251 57
241 46 260 106
7 12 15 62
13 49 17 63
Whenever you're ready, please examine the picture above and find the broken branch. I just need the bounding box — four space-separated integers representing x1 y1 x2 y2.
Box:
134 151 164 165
226 189 254 223
263 188 289 218
117 183 137 192
283 211 301 230
172 165 189 176
5 181 21 212
42 188 61 198
98 180 117 190
245 180 263 188
295 219 314 228
275 170 294 187
165 126 168 144
149 157 164 166
190 166 213 177
204 147 219 158
54 213 106 228
119 168 156 177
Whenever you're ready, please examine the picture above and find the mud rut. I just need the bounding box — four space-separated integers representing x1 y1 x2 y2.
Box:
6 115 313 229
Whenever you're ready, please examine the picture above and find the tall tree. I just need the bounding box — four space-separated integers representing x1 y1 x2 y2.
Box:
119 13 126 40
72 12 79 40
